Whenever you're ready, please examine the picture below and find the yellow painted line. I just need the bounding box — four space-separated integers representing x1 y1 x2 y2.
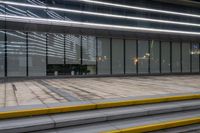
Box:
0 104 96 119
0 93 200 119
102 116 200 133
96 94 200 109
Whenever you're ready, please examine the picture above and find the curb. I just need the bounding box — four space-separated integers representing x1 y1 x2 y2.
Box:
0 94 200 119
103 116 200 133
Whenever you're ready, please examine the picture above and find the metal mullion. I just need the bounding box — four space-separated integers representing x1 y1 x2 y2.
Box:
170 41 172 73
110 38 112 75
136 40 138 75
124 39 126 75
148 40 151 74
96 37 98 75
199 43 200 73
159 41 162 74
190 42 192 73
80 36 83 65
64 34 66 65
46 33 48 76
4 30 7 77
180 41 183 73
26 32 28 77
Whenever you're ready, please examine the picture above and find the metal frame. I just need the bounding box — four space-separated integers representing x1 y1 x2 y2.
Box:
4 30 7 77
96 37 98 75
148 40 151 74
124 39 126 74
46 33 48 75
170 41 172 73
190 42 192 73
199 43 200 72
26 32 28 77
1 30 200 78
180 41 183 73
159 41 162 74
136 40 139 75
110 38 112 75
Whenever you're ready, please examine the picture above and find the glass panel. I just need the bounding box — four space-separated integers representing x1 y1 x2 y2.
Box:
191 43 199 72
150 40 160 73
7 31 26 77
47 33 64 64
6 4 27 16
82 36 96 65
112 39 124 74
82 36 96 75
28 32 46 76
0 4 5 14
65 34 81 64
138 40 149 74
97 38 110 75
182 42 190 72
172 42 181 73
27 0 47 18
161 41 171 73
125 39 137 74
0 31 4 77
47 10 65 20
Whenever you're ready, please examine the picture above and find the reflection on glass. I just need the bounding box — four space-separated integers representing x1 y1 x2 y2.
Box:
125 39 137 74
47 33 64 64
65 34 81 64
112 39 124 74
6 4 27 16
97 38 110 75
0 4 5 14
7 31 26 77
161 41 170 73
28 32 46 76
172 42 181 73
138 40 149 74
0 31 4 77
82 36 96 75
150 40 160 73
191 43 199 72
82 36 96 65
47 10 65 20
182 42 190 72
27 0 46 18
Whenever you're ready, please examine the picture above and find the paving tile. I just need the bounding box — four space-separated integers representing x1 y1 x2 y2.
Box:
0 75 200 107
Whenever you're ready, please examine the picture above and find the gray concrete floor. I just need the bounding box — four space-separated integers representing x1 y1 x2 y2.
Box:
0 75 200 107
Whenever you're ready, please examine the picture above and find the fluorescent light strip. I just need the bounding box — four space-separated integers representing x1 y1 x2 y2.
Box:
1 1 200 27
80 0 200 18
1 14 200 36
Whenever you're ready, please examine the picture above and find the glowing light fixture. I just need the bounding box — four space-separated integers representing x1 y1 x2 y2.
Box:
1 1 200 27
1 14 200 36
80 0 200 18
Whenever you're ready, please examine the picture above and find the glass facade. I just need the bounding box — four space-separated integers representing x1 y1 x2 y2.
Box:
47 33 64 65
65 34 81 65
28 32 46 76
191 43 200 73
7 31 27 77
150 40 160 74
97 38 110 75
0 0 199 77
161 42 171 73
125 40 137 74
0 31 4 77
172 42 181 73
182 42 191 73
138 40 149 74
0 30 199 77
82 36 96 75
112 39 124 74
